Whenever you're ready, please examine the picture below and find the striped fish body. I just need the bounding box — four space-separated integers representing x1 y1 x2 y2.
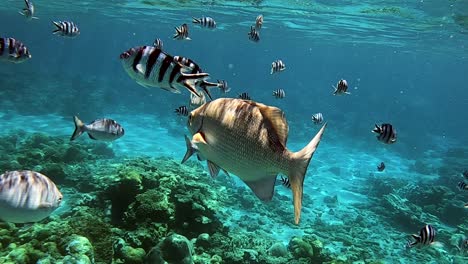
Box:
0 38 31 63
0 170 62 223
312 113 323 124
174 23 190 40
271 60 286 74
407 225 436 248
238 92 251 100
175 106 189 116
458 181 468 190
273 89 285 99
372 123 397 144
193 17 216 29
120 46 208 97
184 98 326 224
248 26 260 42
333 79 349 95
52 21 79 38
71 116 124 141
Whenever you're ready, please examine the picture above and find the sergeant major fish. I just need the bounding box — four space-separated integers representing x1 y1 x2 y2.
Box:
175 106 189 116
248 26 260 42
238 92 251 100
372 123 397 144
0 38 31 63
311 113 323 125
406 224 436 248
458 181 468 190
120 45 209 97
174 23 191 40
271 60 286 74
273 89 285 99
19 0 38 20
181 98 327 224
193 17 216 29
0 170 62 223
52 21 80 38
71 116 124 141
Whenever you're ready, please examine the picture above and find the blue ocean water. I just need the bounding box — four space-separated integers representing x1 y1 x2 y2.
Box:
1 1 467 263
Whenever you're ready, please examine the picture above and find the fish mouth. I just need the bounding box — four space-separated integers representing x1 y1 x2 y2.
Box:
119 48 136 59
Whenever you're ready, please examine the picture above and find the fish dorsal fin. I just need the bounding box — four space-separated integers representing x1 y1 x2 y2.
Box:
244 175 277 201
257 104 289 147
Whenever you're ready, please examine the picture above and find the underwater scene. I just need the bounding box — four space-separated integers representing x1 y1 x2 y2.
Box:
1 0 468 263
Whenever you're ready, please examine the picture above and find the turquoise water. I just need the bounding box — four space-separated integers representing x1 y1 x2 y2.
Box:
1 1 467 263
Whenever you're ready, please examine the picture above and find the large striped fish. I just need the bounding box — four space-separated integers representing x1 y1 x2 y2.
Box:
0 37 31 63
182 98 327 224
52 21 80 38
120 45 209 97
0 170 62 223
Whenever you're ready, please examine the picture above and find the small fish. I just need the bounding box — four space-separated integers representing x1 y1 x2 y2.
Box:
175 106 189 116
182 98 327 224
238 92 251 100
154 38 163 49
217 80 230 93
406 224 436 248
271 60 286 74
120 46 208 97
0 38 31 63
71 116 124 141
192 17 216 29
19 0 38 20
279 176 291 188
377 162 385 172
190 92 207 109
174 23 191 40
463 170 468 179
273 89 285 99
255 14 263 30
0 170 62 223
332 79 350 95
372 123 397 144
311 113 324 125
52 21 80 38
248 26 260 42
458 181 468 190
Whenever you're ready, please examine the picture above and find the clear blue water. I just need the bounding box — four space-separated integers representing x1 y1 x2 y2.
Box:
1 1 467 263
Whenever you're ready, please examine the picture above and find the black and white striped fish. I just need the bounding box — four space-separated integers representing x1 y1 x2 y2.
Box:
71 116 124 141
311 113 324 125
0 170 62 223
279 176 291 188
174 23 191 40
154 38 163 50
238 92 251 100
19 0 38 20
217 80 230 93
255 14 263 30
52 21 80 38
248 26 260 42
120 45 209 97
406 225 436 248
193 17 216 29
273 88 285 99
377 162 385 172
372 123 397 144
0 38 31 63
175 106 189 116
332 79 350 95
458 181 468 190
271 60 286 74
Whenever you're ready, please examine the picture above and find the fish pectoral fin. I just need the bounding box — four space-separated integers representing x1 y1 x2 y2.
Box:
181 135 198 164
244 175 277 201
192 132 207 145
207 160 221 178
135 64 145 75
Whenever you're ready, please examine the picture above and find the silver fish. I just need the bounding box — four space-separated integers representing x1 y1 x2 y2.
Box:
0 38 31 63
255 14 263 30
193 17 216 29
19 0 38 20
70 116 125 141
52 21 80 38
120 46 208 97
332 79 350 95
174 23 191 40
271 60 286 74
0 170 62 223
182 98 327 224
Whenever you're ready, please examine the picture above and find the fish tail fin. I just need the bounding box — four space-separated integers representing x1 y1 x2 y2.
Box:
70 116 85 141
192 17 200 24
199 80 219 100
288 123 327 224
52 21 61 33
181 72 210 97
181 135 196 164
